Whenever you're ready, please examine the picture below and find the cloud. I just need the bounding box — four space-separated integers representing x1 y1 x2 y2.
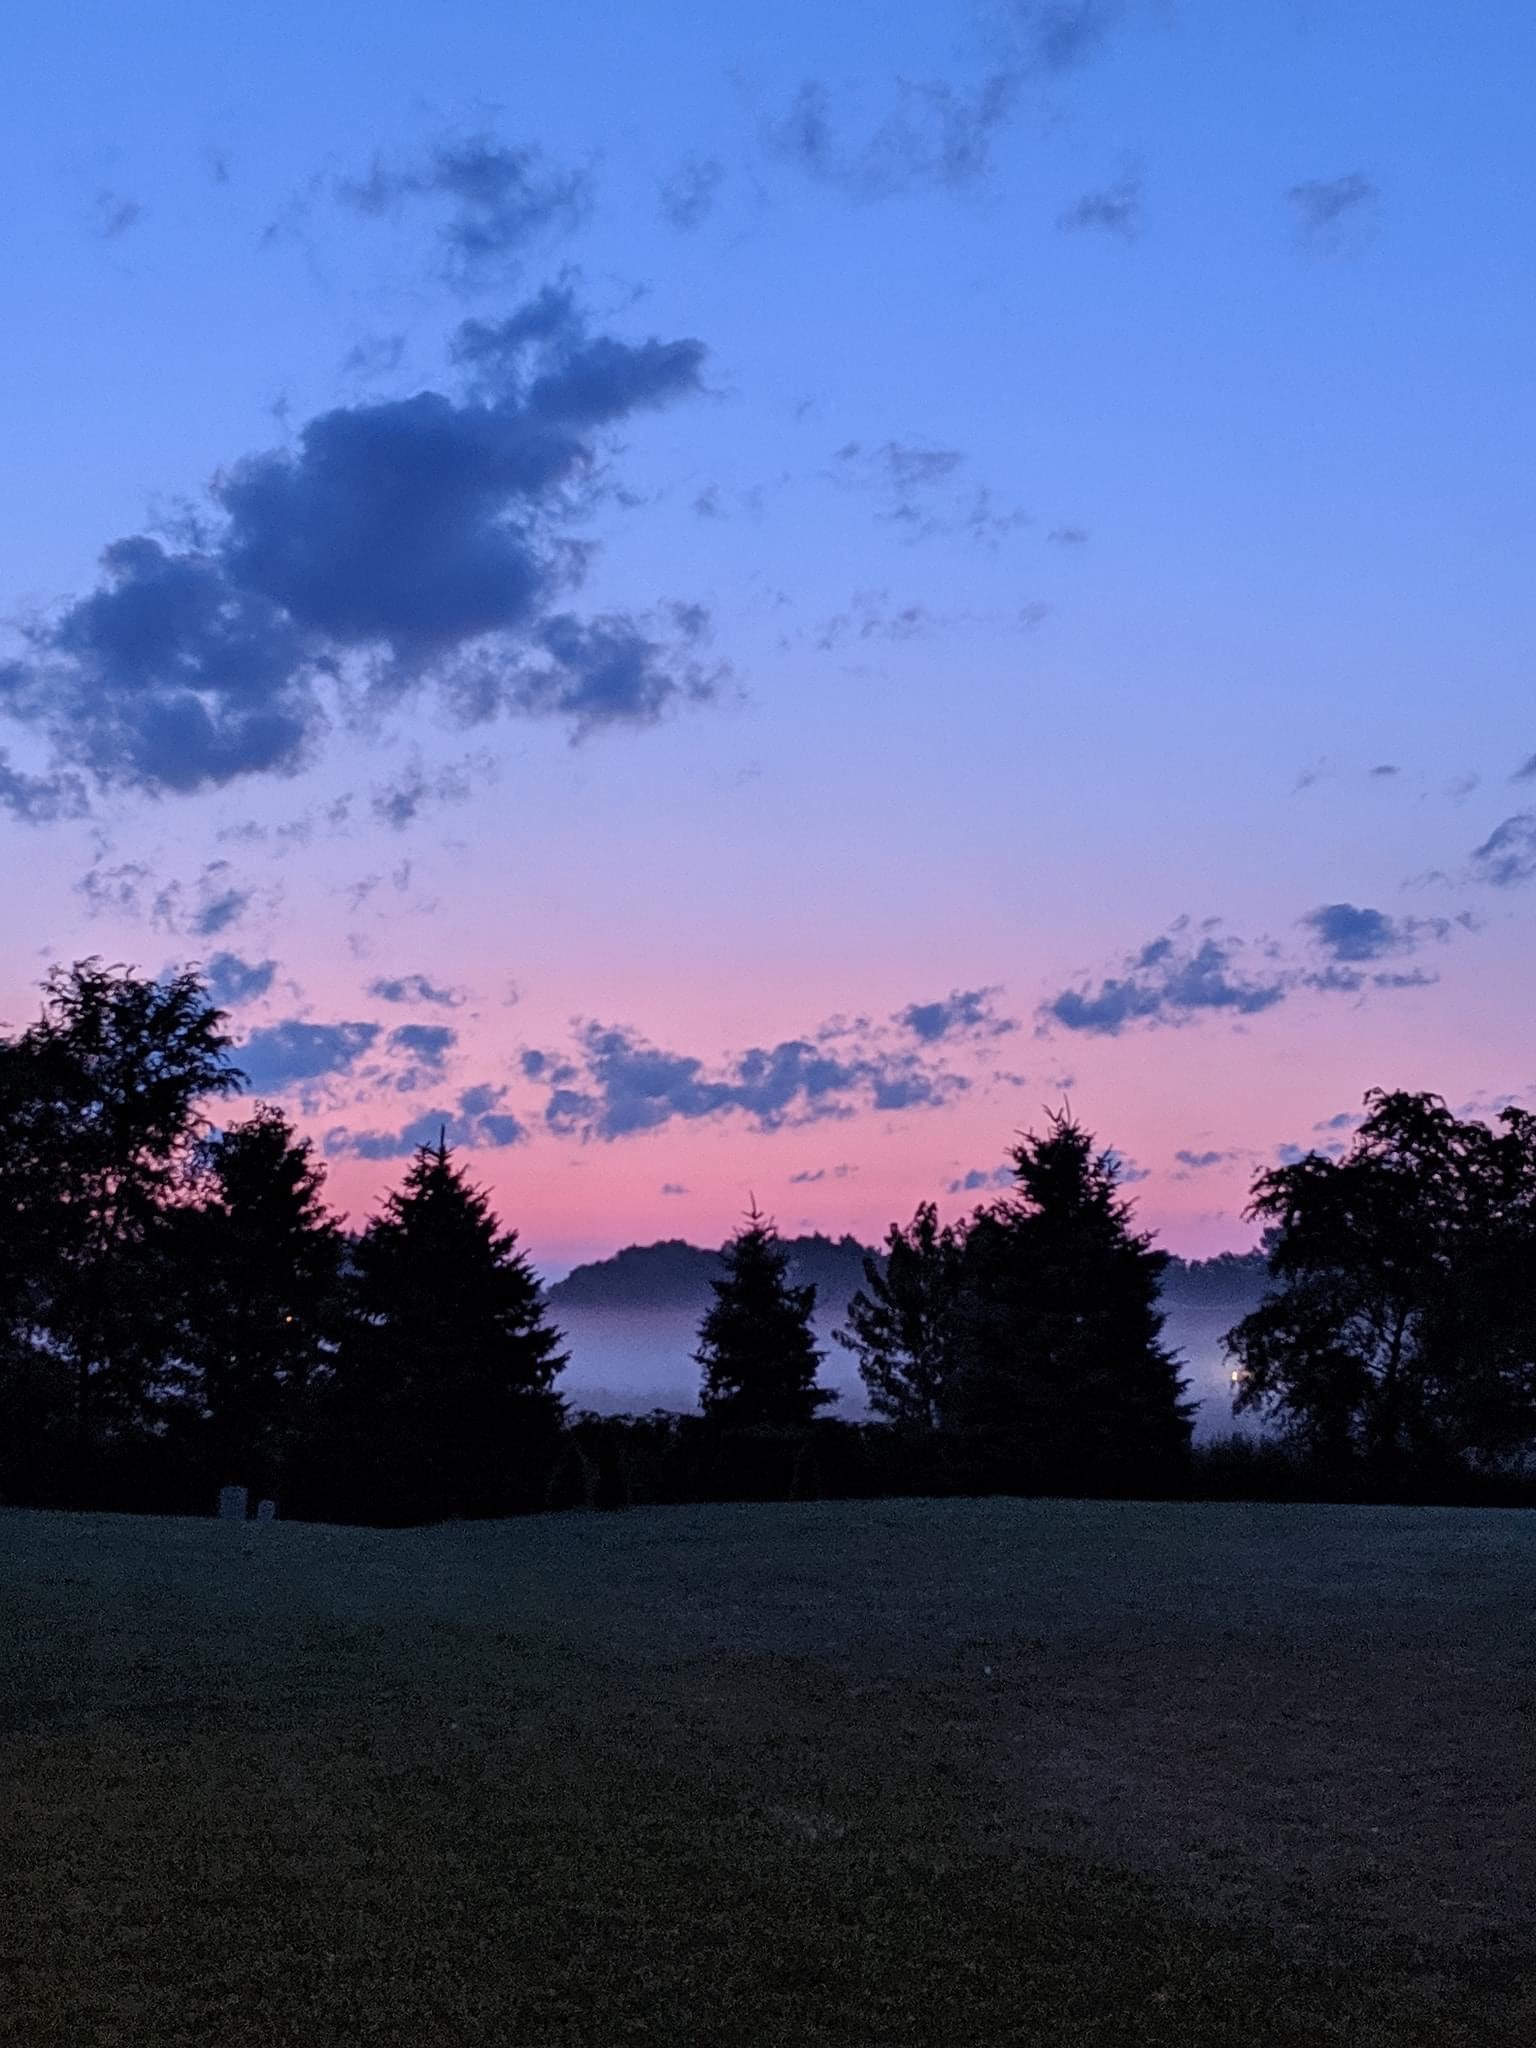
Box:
1513 752 1536 783
789 1165 856 1184
996 0 1128 73
93 191 144 240
0 752 89 822
336 134 591 284
387 1021 456 1072
660 1181 689 1196
765 74 1018 198
1042 926 1288 1036
1287 172 1379 249
0 287 712 801
1301 902 1449 964
946 1165 1013 1193
239 1018 379 1096
1058 174 1142 239
539 1018 968 1140
898 987 1017 1042
371 756 480 828
203 951 276 1006
659 156 725 230
829 441 1028 547
1470 813 1536 888
325 1087 528 1160
367 972 464 1008
1174 1148 1234 1171
1047 525 1088 546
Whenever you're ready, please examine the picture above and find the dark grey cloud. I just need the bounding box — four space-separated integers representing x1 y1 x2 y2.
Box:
789 1164 856 1184
0 288 713 801
336 135 591 284
898 986 1017 1043
1058 174 1142 239
1174 1148 1234 1171
538 1018 968 1140
1043 926 1288 1036
1514 752 1536 783
203 951 276 1006
660 1181 689 1196
1470 813 1536 888
1287 172 1379 248
367 972 464 1008
239 1018 380 1094
659 155 725 230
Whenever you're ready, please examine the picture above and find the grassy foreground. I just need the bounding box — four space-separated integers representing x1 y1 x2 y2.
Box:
2 1497 1533 2045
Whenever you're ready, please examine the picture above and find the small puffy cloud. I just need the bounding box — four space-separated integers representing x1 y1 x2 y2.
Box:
1514 752 1536 783
0 287 712 803
1058 174 1142 239
1471 813 1536 888
239 1019 380 1093
829 441 1028 547
1042 926 1287 1036
1287 172 1379 249
660 1181 689 1196
203 951 276 1006
1301 902 1448 964
946 1165 1013 1194
1174 1148 1233 1171
387 1022 456 1070
1001 1 1127 74
538 1017 967 1140
789 1165 856 1185
336 133 591 284
659 155 725 230
1047 525 1088 546
898 986 1017 1043
367 972 464 1008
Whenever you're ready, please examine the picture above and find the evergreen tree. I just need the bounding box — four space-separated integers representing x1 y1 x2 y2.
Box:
835 1201 965 1430
333 1136 567 1522
951 1111 1195 1490
695 1204 837 1427
169 1106 345 1502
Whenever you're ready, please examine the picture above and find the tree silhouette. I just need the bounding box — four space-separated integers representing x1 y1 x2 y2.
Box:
169 1105 345 1503
0 960 241 1500
835 1200 965 1430
950 1111 1195 1490
1227 1090 1536 1479
332 1135 567 1522
695 1203 836 1427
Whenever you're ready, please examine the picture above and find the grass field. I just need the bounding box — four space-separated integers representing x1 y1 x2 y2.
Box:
3 1497 1534 2045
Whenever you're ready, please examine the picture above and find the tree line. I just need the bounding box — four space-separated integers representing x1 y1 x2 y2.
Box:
2 960 1534 1523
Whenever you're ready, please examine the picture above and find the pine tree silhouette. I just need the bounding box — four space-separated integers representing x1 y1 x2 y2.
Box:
695 1201 837 1428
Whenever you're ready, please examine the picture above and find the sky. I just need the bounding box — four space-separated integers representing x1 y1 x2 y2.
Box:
2 0 1533 1279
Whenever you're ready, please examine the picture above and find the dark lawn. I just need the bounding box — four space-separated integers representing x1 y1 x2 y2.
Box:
2 1497 1533 2044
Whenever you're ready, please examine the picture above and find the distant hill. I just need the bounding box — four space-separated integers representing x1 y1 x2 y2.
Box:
547 1237 1270 1322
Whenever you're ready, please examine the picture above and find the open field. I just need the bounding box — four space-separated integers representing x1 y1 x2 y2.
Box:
3 1497 1534 2045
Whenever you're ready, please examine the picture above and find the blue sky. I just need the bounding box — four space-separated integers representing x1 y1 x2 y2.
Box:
2 0 1533 1269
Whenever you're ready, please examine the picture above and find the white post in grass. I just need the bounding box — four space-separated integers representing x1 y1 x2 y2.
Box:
255 1498 277 1522
218 1484 248 1520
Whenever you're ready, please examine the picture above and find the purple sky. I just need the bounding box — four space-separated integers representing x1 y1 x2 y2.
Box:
2 0 1533 1274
